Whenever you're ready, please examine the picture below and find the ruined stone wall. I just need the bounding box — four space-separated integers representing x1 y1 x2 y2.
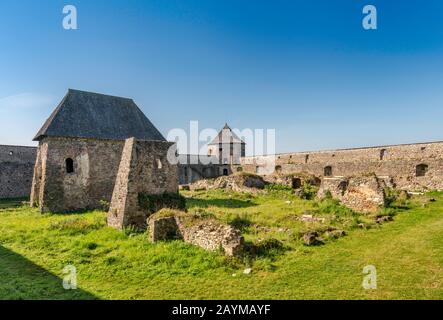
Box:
0 145 37 199
108 138 179 229
239 141 443 191
31 137 124 212
177 154 227 184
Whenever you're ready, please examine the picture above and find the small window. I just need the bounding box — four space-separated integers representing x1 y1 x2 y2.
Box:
380 149 388 161
223 168 229 176
236 166 243 172
416 164 428 177
324 166 332 177
156 159 162 169
292 178 302 189
66 158 74 173
305 155 309 164
255 166 260 174
275 165 282 174
9 151 13 156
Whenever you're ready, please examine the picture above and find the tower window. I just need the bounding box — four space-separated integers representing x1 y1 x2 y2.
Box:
324 166 332 177
380 149 388 160
416 164 428 177
66 158 74 173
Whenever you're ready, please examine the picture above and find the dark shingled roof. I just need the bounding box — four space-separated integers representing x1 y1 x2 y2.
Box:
33 89 166 142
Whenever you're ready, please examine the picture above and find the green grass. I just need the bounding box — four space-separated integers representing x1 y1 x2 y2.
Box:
0 190 442 300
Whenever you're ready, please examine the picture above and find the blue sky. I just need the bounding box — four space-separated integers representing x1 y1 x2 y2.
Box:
0 0 442 153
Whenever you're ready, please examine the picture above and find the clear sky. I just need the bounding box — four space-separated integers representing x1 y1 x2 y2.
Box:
0 0 442 153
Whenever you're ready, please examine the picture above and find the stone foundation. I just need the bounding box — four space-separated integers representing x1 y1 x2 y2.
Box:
147 210 244 256
318 175 386 213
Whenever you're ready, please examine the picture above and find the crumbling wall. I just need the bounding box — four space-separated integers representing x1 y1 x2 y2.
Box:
240 141 443 191
147 210 244 256
318 176 386 213
0 145 37 199
107 138 179 230
31 137 124 212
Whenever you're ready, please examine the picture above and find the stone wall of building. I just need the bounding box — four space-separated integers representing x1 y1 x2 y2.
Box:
177 154 228 184
31 137 125 212
0 145 37 199
238 141 443 191
107 138 179 230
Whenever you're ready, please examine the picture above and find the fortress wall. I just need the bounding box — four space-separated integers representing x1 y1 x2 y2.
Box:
239 141 443 191
0 145 37 199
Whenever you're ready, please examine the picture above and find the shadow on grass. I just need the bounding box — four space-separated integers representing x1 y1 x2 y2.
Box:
0 198 28 210
0 245 96 300
186 198 256 209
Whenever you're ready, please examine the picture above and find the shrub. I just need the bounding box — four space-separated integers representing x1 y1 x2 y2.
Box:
265 184 293 193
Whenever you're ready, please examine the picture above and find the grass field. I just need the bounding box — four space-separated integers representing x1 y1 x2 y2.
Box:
0 189 442 300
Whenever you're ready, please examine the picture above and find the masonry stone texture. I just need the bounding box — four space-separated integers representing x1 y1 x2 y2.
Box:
0 145 36 199
107 138 179 230
237 141 443 192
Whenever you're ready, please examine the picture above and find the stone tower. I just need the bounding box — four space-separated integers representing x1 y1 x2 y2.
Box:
208 124 245 175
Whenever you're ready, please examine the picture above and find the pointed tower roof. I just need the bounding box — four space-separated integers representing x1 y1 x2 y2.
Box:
33 89 166 142
209 123 245 145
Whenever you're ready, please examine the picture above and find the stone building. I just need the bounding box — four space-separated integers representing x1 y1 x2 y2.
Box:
0 145 36 199
30 89 177 213
207 123 246 176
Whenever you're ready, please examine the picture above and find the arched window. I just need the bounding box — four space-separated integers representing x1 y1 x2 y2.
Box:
324 166 332 177
66 158 74 173
380 149 388 160
156 159 162 169
416 164 428 177
275 165 282 174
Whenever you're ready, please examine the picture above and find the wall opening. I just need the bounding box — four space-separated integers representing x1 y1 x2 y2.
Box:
65 158 74 174
292 178 302 189
236 166 243 172
324 166 332 177
380 149 388 160
305 154 309 164
416 164 428 177
275 165 282 174
156 159 162 169
223 168 229 176
338 180 349 195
